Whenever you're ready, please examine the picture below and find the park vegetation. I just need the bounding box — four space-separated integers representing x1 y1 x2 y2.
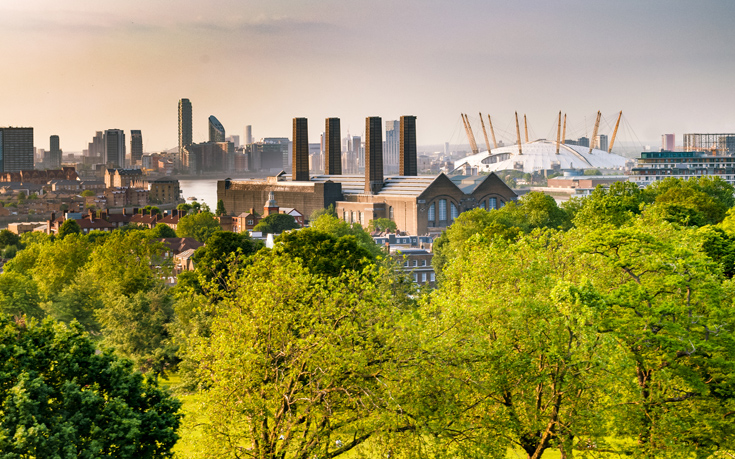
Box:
2 176 735 458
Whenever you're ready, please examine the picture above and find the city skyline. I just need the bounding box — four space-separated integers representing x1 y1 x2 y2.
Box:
1 0 734 153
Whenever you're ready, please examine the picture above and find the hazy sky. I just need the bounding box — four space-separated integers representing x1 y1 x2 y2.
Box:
2 0 734 153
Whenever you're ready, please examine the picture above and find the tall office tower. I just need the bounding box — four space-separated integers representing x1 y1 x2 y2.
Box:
226 135 240 148
245 125 252 145
48 135 62 169
596 134 609 152
365 117 383 194
662 134 675 151
400 115 417 176
178 99 192 165
292 118 309 181
0 127 34 172
130 130 143 165
384 120 400 174
209 116 226 142
325 118 342 175
103 129 126 168
444 142 450 157
577 136 590 148
87 131 104 158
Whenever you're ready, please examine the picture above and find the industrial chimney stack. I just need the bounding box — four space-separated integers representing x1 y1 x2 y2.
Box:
399 115 417 176
325 118 342 175
365 116 383 194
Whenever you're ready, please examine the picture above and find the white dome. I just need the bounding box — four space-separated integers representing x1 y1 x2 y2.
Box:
453 140 627 174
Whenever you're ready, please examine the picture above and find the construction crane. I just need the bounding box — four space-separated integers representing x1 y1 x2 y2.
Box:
609 111 622 153
487 114 498 149
556 111 562 155
479 112 492 153
589 111 601 154
524 114 529 143
515 112 523 155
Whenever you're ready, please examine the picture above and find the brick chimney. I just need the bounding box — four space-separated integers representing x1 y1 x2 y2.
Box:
292 118 309 181
400 115 417 176
365 116 383 194
325 118 341 175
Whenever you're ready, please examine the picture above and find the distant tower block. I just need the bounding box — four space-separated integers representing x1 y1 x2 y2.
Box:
292 118 309 181
130 130 143 164
400 115 417 176
178 98 192 164
245 125 252 145
209 116 226 142
325 118 342 175
365 116 384 194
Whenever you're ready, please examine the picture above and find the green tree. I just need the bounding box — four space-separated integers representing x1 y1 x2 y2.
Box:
141 205 161 216
577 215 735 456
178 254 415 458
57 219 81 239
0 229 21 249
176 202 192 214
253 212 299 234
309 214 383 257
176 211 221 243
308 203 337 222
367 217 398 233
81 189 95 197
215 199 226 216
97 286 177 377
0 272 44 319
422 230 611 458
0 315 181 457
568 180 645 228
148 223 177 238
274 229 375 278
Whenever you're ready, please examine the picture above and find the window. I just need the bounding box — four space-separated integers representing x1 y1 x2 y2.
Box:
450 202 458 220
413 273 418 282
359 211 363 225
389 206 394 220
413 260 418 267
421 260 427 266
430 272 435 282
489 197 497 209
479 201 486 210
421 272 427 282
404 259 409 267
351 211 356 223
439 199 447 221
428 203 435 222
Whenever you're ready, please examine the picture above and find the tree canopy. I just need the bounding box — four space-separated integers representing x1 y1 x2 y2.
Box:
253 212 299 234
176 211 220 243
0 315 181 458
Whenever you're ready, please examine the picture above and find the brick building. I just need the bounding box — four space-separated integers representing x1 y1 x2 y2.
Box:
219 116 515 235
149 178 181 204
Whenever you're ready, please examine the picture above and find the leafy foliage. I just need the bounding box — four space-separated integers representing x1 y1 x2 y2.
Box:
367 217 398 233
252 212 299 234
176 211 220 243
57 219 81 239
0 315 181 458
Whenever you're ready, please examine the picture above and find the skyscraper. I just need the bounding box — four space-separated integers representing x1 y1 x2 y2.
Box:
104 129 126 168
596 134 609 152
209 116 226 142
245 125 252 145
365 117 383 194
662 134 675 151
400 116 417 176
47 135 62 169
292 118 309 181
178 99 192 166
0 127 34 172
384 120 400 174
325 118 341 175
130 130 143 165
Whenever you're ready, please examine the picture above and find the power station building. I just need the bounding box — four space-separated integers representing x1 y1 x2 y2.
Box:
218 116 516 235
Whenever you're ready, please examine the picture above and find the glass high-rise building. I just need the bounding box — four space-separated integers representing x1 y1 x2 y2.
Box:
178 99 192 165
209 116 226 142
385 120 399 174
104 129 126 168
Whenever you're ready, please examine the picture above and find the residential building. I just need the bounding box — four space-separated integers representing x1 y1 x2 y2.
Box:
45 135 62 170
629 150 735 186
662 134 675 151
393 247 436 288
178 99 192 166
149 177 181 204
209 116 226 142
